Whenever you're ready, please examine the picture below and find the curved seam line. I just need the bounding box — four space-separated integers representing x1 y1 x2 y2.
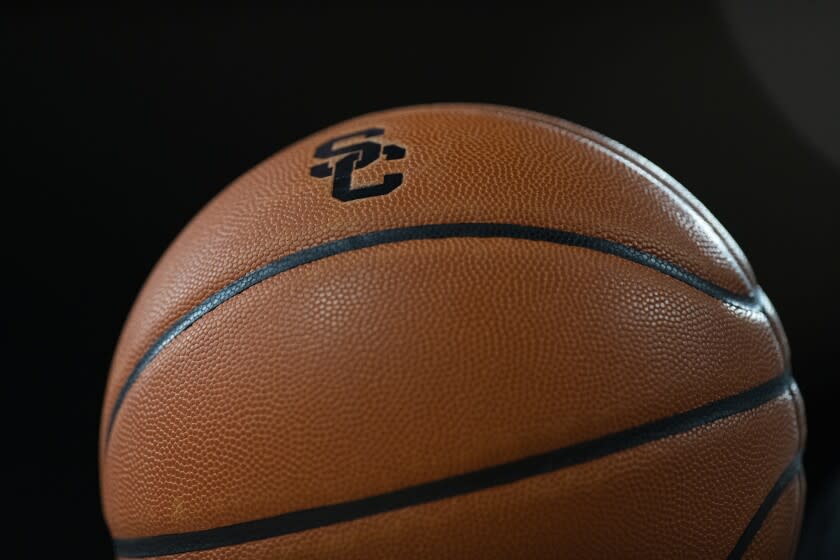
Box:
726 452 803 560
111 372 792 557
753 287 789 374
469 104 757 287
487 105 779 355
784 380 806 560
785 472 805 560
105 222 761 443
788 368 805 452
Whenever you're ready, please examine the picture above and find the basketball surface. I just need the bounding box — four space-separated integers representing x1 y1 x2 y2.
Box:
100 104 805 559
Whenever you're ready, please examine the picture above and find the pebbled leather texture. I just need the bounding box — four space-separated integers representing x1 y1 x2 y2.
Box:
100 104 805 558
743 472 806 560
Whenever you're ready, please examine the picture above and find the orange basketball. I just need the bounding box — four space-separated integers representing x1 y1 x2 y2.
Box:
100 105 805 559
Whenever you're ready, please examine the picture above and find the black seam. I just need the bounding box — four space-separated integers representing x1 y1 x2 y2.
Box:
487 104 757 287
489 105 787 375
105 222 761 443
726 453 803 560
785 472 805 560
112 371 791 558
467 105 776 340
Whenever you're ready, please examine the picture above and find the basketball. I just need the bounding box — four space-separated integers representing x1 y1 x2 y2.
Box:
100 105 804 559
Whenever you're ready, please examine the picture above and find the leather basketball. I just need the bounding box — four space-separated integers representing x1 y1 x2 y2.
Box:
100 104 805 559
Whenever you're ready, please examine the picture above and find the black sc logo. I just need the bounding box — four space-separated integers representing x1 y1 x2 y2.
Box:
310 128 406 201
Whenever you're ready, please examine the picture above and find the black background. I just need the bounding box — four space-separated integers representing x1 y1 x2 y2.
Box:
3 3 838 558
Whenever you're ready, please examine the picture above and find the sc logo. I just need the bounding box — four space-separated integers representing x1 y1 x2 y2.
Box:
310 128 406 201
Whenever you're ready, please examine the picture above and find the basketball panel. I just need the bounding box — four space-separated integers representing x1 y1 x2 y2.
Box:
114 393 800 559
101 104 759 450
742 473 805 560
104 238 786 538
